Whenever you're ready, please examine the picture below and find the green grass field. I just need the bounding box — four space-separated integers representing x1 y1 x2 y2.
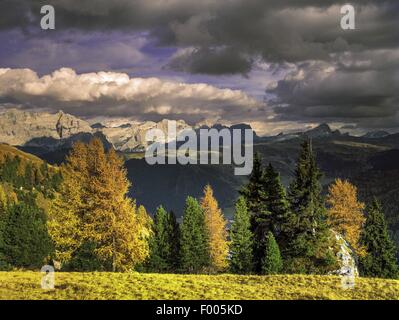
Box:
1 272 399 300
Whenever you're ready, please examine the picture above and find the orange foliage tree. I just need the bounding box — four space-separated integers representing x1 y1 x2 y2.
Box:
201 185 229 271
327 179 366 257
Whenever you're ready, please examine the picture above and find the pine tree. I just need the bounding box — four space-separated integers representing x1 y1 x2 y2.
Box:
179 196 210 273
327 179 366 257
0 202 53 269
263 163 291 248
261 232 283 274
285 140 336 274
201 185 229 272
360 199 398 279
239 152 269 272
230 197 253 274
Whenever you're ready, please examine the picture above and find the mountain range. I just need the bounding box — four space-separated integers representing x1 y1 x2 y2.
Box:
1 108 399 251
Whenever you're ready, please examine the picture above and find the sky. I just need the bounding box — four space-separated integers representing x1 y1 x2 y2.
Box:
0 0 398 136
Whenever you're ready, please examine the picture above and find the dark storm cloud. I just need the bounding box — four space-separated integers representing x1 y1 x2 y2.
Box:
167 47 253 75
2 1 398 66
267 60 399 128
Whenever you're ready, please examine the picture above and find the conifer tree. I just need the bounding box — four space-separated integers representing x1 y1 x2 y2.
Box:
147 206 177 272
0 202 53 268
261 232 283 274
239 152 267 216
263 163 291 248
239 152 269 272
49 139 151 271
83 143 150 271
230 197 253 274
327 179 366 256
179 196 210 273
285 140 336 274
48 142 88 266
360 199 398 279
201 185 229 272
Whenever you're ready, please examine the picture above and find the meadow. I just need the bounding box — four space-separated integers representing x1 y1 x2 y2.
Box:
1 272 398 300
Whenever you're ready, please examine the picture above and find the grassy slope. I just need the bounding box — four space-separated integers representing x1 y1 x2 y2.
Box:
1 272 398 300
0 143 44 164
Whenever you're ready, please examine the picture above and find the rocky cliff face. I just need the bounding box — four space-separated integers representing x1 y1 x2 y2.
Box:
0 109 92 146
0 109 192 152
98 119 191 152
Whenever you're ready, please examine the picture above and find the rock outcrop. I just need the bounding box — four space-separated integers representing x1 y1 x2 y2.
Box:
331 231 359 277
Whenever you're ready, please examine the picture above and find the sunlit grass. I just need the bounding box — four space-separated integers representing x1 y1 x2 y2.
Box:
1 272 398 300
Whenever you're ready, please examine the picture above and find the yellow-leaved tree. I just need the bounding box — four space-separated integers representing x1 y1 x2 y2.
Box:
201 185 229 272
327 179 366 257
48 142 87 265
48 139 151 271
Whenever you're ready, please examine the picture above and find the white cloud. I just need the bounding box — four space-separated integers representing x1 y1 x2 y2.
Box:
0 67 263 124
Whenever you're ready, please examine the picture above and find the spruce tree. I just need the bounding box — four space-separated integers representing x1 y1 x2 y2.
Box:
239 152 267 216
263 163 291 248
168 211 180 269
230 197 253 274
0 202 53 269
239 152 269 272
261 232 283 275
285 140 336 274
179 196 210 273
147 206 178 272
360 199 398 279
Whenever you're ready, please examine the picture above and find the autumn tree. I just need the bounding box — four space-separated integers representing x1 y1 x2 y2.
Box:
48 139 151 271
48 142 88 266
201 185 229 272
327 179 366 256
180 196 210 273
360 199 398 279
229 197 253 274
83 142 150 271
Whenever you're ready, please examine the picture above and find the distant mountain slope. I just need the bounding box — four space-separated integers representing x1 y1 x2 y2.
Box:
126 159 244 217
0 143 44 164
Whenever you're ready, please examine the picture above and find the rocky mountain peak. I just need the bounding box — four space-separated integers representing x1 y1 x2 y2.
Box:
304 123 341 138
0 108 92 146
